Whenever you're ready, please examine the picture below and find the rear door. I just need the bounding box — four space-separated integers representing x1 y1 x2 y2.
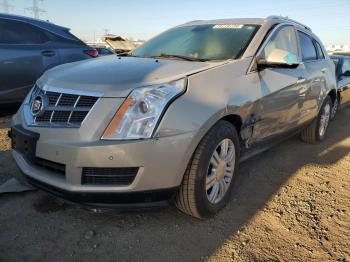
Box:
338 58 350 104
296 31 327 123
0 19 61 103
252 25 308 141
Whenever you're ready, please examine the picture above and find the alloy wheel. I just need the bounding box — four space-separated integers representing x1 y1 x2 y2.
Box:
331 98 338 120
319 103 331 137
206 138 235 204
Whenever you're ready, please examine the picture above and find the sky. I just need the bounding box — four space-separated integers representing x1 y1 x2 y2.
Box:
2 0 350 45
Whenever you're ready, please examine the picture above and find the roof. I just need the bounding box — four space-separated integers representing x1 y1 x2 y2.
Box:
180 16 311 31
0 13 80 42
181 18 266 27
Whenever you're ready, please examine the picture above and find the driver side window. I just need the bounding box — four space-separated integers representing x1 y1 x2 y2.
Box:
262 26 299 61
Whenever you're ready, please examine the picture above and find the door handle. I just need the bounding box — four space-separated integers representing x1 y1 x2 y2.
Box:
296 77 306 84
321 68 327 73
41 50 56 57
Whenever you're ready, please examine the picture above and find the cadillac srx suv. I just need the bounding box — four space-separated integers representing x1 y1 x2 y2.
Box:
11 16 336 218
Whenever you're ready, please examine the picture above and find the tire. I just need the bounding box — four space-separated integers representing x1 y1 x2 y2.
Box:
330 95 339 121
301 96 332 144
175 120 240 219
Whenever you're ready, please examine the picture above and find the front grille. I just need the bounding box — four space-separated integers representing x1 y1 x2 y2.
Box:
70 111 89 123
51 111 71 122
82 167 138 186
57 94 79 106
36 110 53 122
29 85 99 127
47 92 60 105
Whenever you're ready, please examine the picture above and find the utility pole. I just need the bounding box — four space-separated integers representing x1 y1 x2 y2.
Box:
25 0 46 19
0 0 13 13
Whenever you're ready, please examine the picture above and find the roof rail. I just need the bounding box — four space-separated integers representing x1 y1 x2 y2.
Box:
266 15 312 31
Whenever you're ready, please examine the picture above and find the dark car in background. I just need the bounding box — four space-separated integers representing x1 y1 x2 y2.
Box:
0 13 98 105
330 55 350 118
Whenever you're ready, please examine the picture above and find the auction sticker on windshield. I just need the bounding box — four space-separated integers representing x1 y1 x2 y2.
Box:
213 24 244 29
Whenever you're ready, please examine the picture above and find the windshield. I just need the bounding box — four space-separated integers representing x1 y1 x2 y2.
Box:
131 24 260 61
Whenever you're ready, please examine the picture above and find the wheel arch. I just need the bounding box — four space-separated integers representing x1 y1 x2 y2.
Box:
221 114 243 134
327 88 338 105
192 113 244 153
183 113 244 171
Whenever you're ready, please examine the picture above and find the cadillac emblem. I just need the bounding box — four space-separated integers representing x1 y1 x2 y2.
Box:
31 95 44 116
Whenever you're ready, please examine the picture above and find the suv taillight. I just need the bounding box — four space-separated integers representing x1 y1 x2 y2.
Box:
84 49 99 58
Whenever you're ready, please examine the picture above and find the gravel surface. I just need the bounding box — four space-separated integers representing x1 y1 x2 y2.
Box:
0 106 349 261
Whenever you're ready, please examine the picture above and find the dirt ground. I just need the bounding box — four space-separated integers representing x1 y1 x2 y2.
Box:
0 105 349 262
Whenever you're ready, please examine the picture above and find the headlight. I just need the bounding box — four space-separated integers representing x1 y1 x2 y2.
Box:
102 78 187 140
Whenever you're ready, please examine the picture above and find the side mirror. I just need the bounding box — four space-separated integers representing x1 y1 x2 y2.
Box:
257 49 300 70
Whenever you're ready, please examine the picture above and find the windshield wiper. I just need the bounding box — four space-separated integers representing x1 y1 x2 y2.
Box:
150 53 208 62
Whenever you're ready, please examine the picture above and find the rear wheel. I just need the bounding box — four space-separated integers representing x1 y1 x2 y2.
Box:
175 120 240 219
301 96 332 144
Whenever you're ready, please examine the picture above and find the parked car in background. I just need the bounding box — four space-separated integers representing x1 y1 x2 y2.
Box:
330 55 350 119
11 16 336 218
104 35 139 53
89 45 115 56
0 13 98 105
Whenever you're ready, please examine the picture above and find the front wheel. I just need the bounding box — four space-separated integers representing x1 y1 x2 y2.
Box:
175 120 240 219
301 96 332 144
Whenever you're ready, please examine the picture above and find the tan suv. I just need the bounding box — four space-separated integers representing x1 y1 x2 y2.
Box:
10 16 336 218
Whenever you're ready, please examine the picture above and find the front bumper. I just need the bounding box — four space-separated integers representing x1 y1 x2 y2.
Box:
11 119 198 207
12 128 196 190
21 173 177 209
11 90 200 206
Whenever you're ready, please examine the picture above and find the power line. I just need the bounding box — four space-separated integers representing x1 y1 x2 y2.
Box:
25 0 46 19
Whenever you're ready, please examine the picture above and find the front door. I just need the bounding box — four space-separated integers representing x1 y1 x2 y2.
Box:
252 25 308 141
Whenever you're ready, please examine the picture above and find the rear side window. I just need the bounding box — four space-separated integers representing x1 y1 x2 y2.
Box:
298 31 317 61
45 30 83 44
0 19 46 44
315 41 325 59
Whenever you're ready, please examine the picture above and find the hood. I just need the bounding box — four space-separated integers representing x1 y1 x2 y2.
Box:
38 56 225 97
